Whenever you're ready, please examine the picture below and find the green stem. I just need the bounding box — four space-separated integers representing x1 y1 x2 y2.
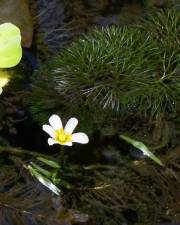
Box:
0 145 50 158
60 146 66 168
84 164 117 170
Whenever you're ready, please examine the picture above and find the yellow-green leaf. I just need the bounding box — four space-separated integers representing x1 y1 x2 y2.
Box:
0 23 22 68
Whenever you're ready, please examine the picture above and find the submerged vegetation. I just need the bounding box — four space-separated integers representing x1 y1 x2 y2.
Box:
0 1 180 225
68 146 180 225
31 9 180 143
28 9 180 223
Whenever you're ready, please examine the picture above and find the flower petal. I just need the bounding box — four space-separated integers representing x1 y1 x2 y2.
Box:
49 114 63 130
42 125 55 138
64 118 78 134
62 142 73 146
72 132 89 144
48 138 59 146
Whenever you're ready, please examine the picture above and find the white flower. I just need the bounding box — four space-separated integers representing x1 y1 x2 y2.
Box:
42 114 89 146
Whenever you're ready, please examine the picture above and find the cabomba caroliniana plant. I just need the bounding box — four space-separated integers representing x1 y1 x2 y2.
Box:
30 9 180 141
0 22 22 94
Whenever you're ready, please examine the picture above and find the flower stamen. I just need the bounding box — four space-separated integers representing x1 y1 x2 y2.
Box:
54 128 72 145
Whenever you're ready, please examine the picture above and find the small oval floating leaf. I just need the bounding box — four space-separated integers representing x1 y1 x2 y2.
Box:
28 165 61 195
0 23 22 68
120 135 164 166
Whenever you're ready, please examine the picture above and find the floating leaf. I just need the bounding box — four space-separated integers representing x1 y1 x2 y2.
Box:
120 135 164 166
0 23 22 68
28 165 61 195
37 156 61 169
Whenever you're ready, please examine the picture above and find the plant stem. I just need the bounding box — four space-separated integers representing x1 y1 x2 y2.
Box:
0 145 49 158
60 146 66 168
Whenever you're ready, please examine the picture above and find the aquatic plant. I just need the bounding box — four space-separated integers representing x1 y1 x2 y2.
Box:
0 5 179 225
32 0 146 56
0 154 88 225
27 114 89 194
0 23 22 68
28 156 61 195
30 9 180 144
0 23 22 94
43 114 89 146
120 134 164 166
0 23 25 135
30 26 152 126
66 146 180 225
139 8 180 58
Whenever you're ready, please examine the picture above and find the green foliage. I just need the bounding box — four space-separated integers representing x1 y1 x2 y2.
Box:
30 9 180 136
139 9 180 54
120 135 164 166
37 156 61 169
28 163 61 195
28 156 73 194
0 155 88 225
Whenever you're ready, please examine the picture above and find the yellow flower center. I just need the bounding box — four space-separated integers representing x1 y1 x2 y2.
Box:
54 128 72 144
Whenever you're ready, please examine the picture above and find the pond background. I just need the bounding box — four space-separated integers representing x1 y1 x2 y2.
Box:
0 0 180 225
